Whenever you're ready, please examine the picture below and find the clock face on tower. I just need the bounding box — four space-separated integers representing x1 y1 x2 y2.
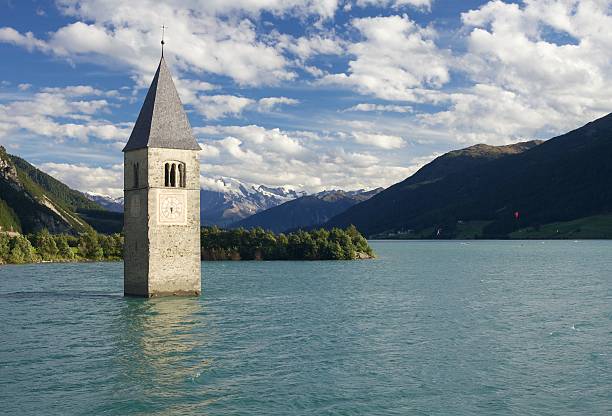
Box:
158 193 186 224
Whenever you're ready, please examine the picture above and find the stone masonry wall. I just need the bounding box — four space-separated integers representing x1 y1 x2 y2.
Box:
123 148 149 296
146 148 201 296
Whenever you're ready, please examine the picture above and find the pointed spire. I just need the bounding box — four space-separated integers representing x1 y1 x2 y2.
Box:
123 56 201 152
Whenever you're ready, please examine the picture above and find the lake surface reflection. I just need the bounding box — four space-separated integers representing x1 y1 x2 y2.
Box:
1 241 611 415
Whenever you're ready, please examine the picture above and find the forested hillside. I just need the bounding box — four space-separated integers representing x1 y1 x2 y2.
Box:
0 146 120 234
327 113 612 238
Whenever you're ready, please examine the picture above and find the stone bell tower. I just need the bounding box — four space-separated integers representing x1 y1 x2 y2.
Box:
123 51 201 297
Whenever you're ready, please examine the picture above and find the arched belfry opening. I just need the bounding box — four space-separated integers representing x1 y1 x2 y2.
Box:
164 161 186 188
178 163 184 187
133 162 139 188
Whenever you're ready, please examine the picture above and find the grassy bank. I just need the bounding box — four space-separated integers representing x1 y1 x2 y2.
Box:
371 214 612 240
509 214 612 239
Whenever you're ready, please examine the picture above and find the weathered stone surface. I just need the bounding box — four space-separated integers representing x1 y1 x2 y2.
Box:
0 147 20 185
123 58 202 298
124 148 201 297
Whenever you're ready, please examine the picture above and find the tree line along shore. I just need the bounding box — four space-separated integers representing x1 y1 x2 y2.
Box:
0 226 374 265
201 225 373 261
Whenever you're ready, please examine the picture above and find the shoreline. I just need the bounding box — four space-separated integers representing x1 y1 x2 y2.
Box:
0 252 375 266
369 237 612 241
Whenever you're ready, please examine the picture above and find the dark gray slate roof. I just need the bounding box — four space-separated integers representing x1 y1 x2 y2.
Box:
123 56 201 152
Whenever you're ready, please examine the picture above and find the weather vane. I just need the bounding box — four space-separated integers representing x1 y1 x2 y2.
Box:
161 25 167 56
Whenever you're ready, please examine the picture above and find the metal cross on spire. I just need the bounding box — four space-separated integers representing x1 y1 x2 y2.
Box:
161 25 167 56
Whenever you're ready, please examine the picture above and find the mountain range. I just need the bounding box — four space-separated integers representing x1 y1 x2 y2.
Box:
231 188 383 233
200 178 306 226
2 112 612 239
85 193 124 213
86 179 380 232
0 147 309 235
87 177 307 226
326 113 612 238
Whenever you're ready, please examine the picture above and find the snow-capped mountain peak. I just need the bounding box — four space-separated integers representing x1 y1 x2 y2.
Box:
85 192 124 213
200 177 306 226
86 177 310 227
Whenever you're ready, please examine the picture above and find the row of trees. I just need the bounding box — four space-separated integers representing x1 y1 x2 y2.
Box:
0 225 374 264
201 225 374 260
0 229 123 265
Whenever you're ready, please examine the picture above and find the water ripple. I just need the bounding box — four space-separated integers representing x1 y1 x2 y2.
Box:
0 241 611 415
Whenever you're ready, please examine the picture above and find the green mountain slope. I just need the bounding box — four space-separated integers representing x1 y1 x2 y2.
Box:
0 198 20 232
405 141 541 185
510 214 612 239
0 146 120 234
326 113 612 238
231 188 382 233
10 155 101 212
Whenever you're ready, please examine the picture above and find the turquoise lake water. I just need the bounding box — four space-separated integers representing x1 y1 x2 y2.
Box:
0 241 610 415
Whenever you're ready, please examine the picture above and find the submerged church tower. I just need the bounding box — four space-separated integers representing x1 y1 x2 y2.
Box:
123 52 201 297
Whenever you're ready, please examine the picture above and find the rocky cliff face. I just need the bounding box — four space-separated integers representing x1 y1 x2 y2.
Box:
0 147 95 234
0 153 19 185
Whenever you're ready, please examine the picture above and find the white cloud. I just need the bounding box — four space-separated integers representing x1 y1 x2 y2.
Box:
275 33 344 60
175 78 218 106
199 176 232 193
0 27 51 52
57 0 341 20
219 136 265 164
51 22 115 56
41 85 107 96
189 95 300 119
320 15 450 101
422 0 612 143
198 125 305 155
195 124 411 192
38 162 123 198
192 95 255 120
6 0 612 197
354 0 433 11
257 96 300 112
419 84 555 144
0 87 129 142
353 132 405 149
199 143 221 159
345 103 413 113
303 65 326 78
70 99 109 114
17 122 415 198
2 0 344 87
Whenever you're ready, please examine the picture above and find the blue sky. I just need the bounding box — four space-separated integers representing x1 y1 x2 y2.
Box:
1 0 612 197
